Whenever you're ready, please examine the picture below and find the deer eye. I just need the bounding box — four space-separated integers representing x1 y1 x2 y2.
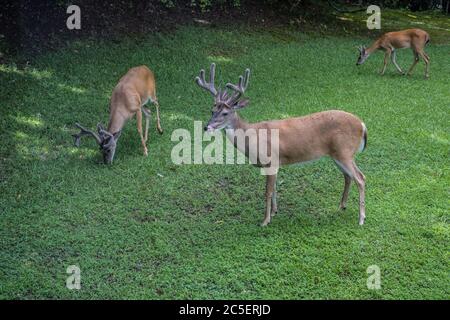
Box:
222 112 229 116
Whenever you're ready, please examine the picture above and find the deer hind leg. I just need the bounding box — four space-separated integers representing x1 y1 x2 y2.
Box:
154 100 163 134
418 50 430 78
380 49 391 75
271 182 278 217
262 174 277 226
136 110 148 156
334 160 352 210
142 107 151 143
336 166 352 211
407 51 420 76
352 161 366 225
334 158 366 225
391 50 404 74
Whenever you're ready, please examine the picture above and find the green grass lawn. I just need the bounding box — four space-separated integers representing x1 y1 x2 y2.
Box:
1 17 449 299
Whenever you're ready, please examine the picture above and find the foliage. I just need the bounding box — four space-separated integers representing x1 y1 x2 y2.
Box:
155 0 241 11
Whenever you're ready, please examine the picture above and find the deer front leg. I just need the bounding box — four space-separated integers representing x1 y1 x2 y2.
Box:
136 110 148 156
380 50 391 75
391 50 404 74
262 174 277 226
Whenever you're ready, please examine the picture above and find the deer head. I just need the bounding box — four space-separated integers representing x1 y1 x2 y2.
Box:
195 63 250 132
356 46 369 65
72 123 121 164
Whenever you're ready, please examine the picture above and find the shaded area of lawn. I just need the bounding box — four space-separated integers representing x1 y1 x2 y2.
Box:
0 18 449 298
333 9 450 43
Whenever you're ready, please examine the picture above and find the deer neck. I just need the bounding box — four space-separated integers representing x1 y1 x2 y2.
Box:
224 112 274 169
224 112 254 157
366 40 381 54
225 112 251 133
107 110 126 135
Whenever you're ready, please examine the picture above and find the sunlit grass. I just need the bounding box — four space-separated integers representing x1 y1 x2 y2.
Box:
15 115 44 128
207 55 233 63
0 64 53 79
57 83 86 94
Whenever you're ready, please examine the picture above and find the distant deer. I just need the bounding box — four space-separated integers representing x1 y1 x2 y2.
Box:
356 28 430 78
73 66 163 164
195 63 368 226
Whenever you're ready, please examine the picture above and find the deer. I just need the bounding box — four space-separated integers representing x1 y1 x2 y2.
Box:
73 65 163 164
195 63 368 226
356 28 430 78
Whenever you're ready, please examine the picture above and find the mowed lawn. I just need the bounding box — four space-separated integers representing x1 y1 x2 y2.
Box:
0 23 449 299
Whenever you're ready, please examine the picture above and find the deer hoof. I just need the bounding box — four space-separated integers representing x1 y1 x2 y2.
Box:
261 219 270 227
339 204 347 210
270 207 278 217
359 218 365 226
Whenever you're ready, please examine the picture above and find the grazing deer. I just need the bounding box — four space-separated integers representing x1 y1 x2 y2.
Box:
73 65 163 164
195 63 368 226
356 28 430 78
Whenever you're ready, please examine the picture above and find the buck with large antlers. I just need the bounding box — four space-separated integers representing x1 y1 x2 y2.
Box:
73 66 163 164
195 63 367 226
356 28 430 78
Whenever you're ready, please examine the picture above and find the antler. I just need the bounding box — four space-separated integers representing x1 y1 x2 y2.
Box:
357 45 366 52
72 123 101 147
195 64 251 107
195 63 218 97
225 68 250 106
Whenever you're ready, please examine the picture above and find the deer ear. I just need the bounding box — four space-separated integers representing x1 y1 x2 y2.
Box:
233 99 250 110
73 135 81 147
97 123 105 132
113 130 122 141
97 123 108 137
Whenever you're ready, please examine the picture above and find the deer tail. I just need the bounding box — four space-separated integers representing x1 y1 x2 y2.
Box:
358 122 367 152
